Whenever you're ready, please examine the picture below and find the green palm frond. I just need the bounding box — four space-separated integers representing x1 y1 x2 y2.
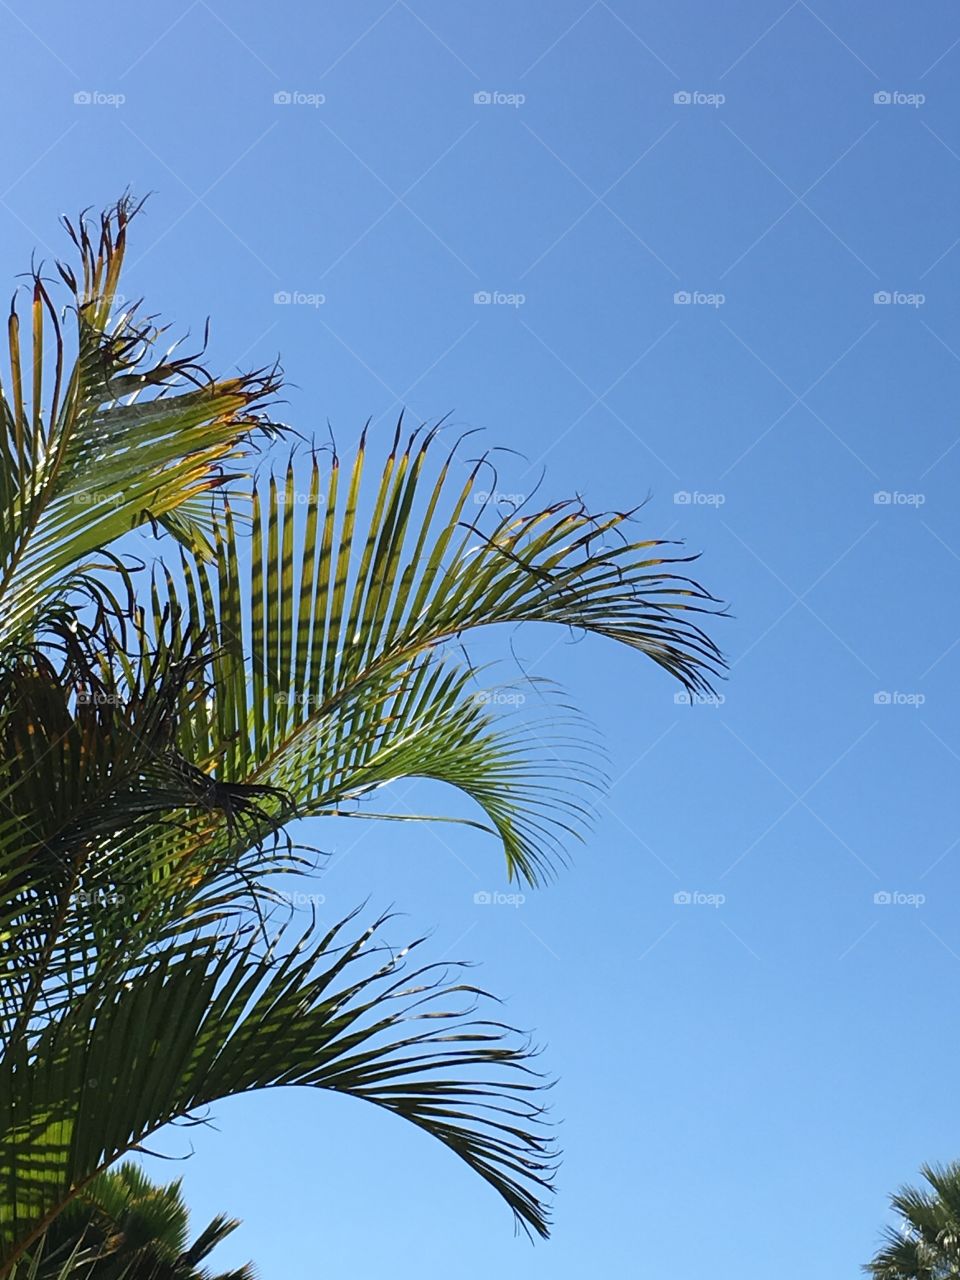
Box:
0 196 281 651
147 430 723 883
0 198 729 1268
866 1162 960 1279
7 1240 100 1280
29 1163 255 1280
0 612 302 1046
0 909 555 1270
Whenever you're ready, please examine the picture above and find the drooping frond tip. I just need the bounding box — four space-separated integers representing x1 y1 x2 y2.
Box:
61 194 282 402
58 193 148 305
0 197 729 1258
0 195 289 650
143 420 726 888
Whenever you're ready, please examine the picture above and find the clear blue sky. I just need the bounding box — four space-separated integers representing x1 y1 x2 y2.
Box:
3 2 960 1275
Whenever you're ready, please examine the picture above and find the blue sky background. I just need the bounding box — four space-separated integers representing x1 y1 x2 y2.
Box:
2 2 960 1276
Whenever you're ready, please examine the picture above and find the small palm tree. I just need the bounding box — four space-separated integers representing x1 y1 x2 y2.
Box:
31 1164 253 1280
0 198 724 1272
866 1162 960 1279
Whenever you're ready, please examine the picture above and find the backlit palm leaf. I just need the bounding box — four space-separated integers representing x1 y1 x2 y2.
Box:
0 196 280 650
0 199 726 1271
148 431 723 883
0 909 555 1267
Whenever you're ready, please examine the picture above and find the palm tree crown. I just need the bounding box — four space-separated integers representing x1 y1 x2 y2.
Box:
0 197 725 1271
31 1163 253 1280
866 1162 960 1280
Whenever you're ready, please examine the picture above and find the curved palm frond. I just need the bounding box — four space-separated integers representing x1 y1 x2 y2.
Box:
0 197 729 1270
0 908 556 1271
149 433 724 883
0 196 281 652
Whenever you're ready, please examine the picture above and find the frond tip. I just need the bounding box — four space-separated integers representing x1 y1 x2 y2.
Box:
0 912 559 1263
151 425 725 885
0 195 286 651
0 200 729 1262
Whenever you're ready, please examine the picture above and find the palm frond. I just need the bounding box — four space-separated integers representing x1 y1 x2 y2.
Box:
0 910 556 1272
150 430 723 883
27 1163 255 1280
0 611 299 1047
0 197 282 650
0 199 729 1269
865 1162 960 1279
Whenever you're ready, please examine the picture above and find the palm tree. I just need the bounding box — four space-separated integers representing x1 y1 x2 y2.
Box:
0 197 724 1273
866 1162 960 1279
30 1164 253 1280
